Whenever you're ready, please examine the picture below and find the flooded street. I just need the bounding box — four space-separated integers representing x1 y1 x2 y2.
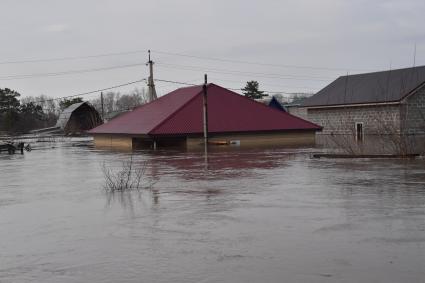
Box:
1 141 425 283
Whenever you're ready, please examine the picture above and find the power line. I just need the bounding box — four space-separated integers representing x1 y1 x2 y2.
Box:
154 78 311 95
154 78 198 86
152 49 374 72
0 47 376 73
16 79 147 104
0 58 332 87
154 62 324 91
155 62 332 82
0 62 147 81
154 78 202 90
0 50 146 65
2 77 310 106
207 76 317 91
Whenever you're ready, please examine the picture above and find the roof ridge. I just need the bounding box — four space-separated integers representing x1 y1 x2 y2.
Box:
130 84 202 112
148 86 203 134
337 64 425 79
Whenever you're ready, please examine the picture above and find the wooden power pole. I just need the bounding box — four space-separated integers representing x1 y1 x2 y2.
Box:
203 74 208 144
147 50 157 102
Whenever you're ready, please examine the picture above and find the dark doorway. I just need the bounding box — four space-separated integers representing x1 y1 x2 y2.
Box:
356 122 364 142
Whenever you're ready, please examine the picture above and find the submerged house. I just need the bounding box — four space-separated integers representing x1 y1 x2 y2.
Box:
56 102 103 135
88 84 321 149
297 66 425 153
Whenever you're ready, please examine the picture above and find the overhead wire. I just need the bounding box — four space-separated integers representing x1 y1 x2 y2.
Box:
0 50 146 65
152 49 375 72
0 47 376 72
154 78 198 86
0 62 147 81
13 79 147 104
206 76 316 92
155 62 333 81
2 76 310 107
0 47 338 101
154 78 310 95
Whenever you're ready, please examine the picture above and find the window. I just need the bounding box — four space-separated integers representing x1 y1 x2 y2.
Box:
355 122 364 141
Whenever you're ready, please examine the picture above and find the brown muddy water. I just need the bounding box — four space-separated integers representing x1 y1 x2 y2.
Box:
1 139 425 283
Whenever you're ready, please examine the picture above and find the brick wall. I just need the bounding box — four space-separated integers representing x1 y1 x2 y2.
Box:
287 106 308 120
306 105 401 135
304 104 404 154
300 85 425 154
401 86 425 135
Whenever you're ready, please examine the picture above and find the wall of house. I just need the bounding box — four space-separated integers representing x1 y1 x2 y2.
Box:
400 88 425 154
287 106 308 120
93 132 316 150
305 104 405 154
401 87 425 135
186 131 316 149
93 135 133 150
306 104 401 135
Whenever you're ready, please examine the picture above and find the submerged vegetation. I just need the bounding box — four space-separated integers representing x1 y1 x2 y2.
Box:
101 155 149 192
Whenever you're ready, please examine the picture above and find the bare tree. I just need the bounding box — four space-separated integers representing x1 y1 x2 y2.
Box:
101 155 150 192
89 87 148 119
116 88 148 111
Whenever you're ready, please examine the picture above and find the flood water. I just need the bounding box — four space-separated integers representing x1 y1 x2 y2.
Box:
1 140 425 283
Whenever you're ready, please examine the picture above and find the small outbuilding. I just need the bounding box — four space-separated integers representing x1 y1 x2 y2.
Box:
296 66 425 154
89 84 321 149
56 102 103 135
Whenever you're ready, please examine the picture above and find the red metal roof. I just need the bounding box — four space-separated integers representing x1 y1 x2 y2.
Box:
89 84 321 136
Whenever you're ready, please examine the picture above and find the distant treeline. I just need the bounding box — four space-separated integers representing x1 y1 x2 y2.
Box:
0 87 148 134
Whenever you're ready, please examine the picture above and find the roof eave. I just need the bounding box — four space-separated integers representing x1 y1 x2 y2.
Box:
303 100 402 109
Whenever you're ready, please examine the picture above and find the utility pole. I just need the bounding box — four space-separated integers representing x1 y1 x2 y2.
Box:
100 92 105 121
203 74 208 145
147 50 157 102
203 74 209 168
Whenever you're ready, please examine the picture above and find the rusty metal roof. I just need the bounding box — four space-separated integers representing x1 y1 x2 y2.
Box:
89 84 321 136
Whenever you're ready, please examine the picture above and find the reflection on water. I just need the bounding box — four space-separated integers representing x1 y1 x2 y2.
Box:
0 141 425 283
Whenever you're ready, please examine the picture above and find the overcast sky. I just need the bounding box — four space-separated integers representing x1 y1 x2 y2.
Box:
1 0 424 100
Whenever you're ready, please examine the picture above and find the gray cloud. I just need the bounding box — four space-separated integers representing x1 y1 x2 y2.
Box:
0 0 424 98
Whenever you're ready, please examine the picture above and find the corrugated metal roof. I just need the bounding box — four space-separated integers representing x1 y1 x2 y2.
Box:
302 65 425 107
56 102 87 129
89 85 201 135
89 84 321 136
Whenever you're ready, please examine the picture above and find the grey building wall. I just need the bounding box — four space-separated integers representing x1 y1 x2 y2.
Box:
401 86 425 135
305 105 403 154
299 83 425 154
307 104 401 135
287 106 308 120
400 88 425 154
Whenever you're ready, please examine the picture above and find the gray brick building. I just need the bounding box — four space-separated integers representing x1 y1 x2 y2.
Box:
291 66 425 154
